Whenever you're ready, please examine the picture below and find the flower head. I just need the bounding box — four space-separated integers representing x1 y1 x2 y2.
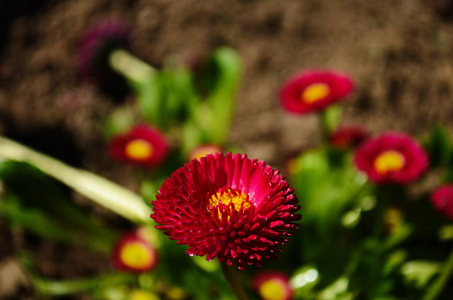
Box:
252 271 293 300
111 232 158 273
151 153 301 270
188 144 223 161
78 20 130 80
280 70 354 114
354 132 429 184
109 124 169 168
430 185 453 220
329 126 368 149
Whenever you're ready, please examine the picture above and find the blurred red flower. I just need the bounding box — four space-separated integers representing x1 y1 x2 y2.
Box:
329 126 368 149
151 153 301 270
111 232 158 273
252 271 293 300
431 185 453 220
354 132 429 184
279 70 354 114
109 124 169 168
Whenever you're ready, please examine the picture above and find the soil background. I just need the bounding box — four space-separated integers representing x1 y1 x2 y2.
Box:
1 0 453 299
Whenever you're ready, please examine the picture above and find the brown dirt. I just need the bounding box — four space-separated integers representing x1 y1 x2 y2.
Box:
1 0 453 298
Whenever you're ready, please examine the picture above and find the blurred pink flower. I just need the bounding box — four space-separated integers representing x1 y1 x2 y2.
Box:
354 132 429 184
431 185 453 220
329 126 368 149
252 271 293 300
109 124 169 168
111 232 158 273
280 70 354 114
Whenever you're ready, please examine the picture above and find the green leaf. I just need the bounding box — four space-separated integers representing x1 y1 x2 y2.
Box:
0 136 151 224
0 195 75 244
383 250 407 276
401 261 441 288
129 75 162 127
424 125 452 169
290 266 320 298
187 47 242 146
102 106 136 138
316 277 352 300
320 105 343 136
294 150 369 233
0 161 117 252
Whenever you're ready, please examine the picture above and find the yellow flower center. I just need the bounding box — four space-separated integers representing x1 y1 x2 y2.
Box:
208 188 251 218
129 290 159 300
259 279 286 300
125 139 153 160
120 242 153 269
301 83 330 104
190 145 221 161
374 150 405 175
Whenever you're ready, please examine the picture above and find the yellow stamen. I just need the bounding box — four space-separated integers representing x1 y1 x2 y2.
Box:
208 189 251 218
301 83 330 104
125 139 153 160
374 150 405 175
259 279 285 300
120 242 153 269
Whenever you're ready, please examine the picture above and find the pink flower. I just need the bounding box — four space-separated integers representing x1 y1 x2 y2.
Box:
111 232 158 273
151 153 301 270
109 124 169 168
431 185 453 220
252 271 293 300
354 132 429 184
280 70 354 114
329 126 368 149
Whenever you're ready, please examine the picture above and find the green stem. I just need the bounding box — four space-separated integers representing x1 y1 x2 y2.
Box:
33 277 98 295
31 272 135 296
109 49 155 84
423 246 453 300
319 110 330 142
319 105 343 143
221 263 249 300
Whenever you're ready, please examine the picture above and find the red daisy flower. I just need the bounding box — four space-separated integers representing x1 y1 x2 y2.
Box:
77 20 130 80
151 153 301 270
252 271 293 300
279 70 354 114
188 144 223 161
354 132 429 184
111 232 158 273
109 124 169 168
430 185 453 220
329 126 368 149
